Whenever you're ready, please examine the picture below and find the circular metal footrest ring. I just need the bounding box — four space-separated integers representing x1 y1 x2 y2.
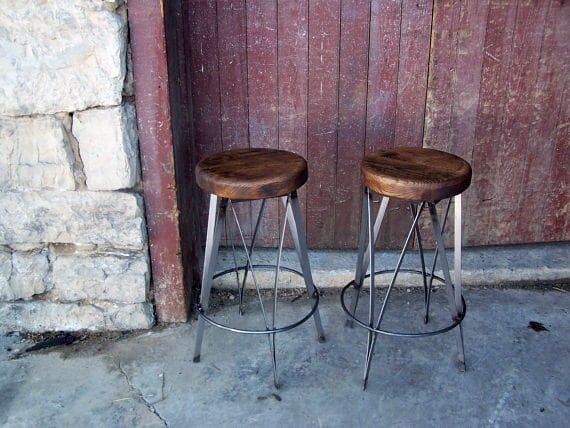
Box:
196 264 320 335
340 269 466 338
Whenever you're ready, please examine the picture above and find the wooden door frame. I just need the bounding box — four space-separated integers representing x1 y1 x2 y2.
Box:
128 1 197 323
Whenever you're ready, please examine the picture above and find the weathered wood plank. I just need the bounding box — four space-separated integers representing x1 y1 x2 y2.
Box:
188 1 222 243
539 1 570 242
384 0 432 249
246 0 279 247
423 0 461 151
365 0 403 249
217 0 252 242
468 0 518 246
491 0 549 244
334 0 371 248
514 0 569 241
394 0 432 148
366 0 400 152
306 0 340 248
277 0 309 246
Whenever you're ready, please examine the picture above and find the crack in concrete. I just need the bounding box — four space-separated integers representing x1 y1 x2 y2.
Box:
117 360 168 427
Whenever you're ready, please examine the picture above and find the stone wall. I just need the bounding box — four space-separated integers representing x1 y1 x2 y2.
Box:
0 0 154 332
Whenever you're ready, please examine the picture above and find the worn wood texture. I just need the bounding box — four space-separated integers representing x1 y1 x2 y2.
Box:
185 0 569 249
362 148 472 202
129 0 188 322
196 148 308 200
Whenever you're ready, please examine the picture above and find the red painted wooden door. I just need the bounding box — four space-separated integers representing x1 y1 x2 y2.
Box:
185 0 569 249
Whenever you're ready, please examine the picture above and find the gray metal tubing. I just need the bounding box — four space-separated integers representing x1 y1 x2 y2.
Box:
283 191 326 341
429 200 465 364
348 194 389 326
363 200 425 389
193 194 225 363
410 202 429 322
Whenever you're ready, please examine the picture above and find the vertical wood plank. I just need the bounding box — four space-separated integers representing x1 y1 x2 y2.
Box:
447 0 489 159
394 0 432 148
334 0 371 248
188 1 222 242
365 0 403 249
383 0 432 248
535 1 570 242
278 0 309 245
468 0 518 246
218 0 249 151
306 0 341 248
217 0 252 242
366 0 401 153
246 0 279 247
543 82 570 241
490 0 549 244
423 0 461 151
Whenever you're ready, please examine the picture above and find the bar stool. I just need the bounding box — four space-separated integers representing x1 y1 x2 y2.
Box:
193 148 325 388
341 147 472 389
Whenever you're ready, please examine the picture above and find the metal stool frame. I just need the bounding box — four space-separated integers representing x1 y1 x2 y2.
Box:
341 187 466 389
193 190 325 388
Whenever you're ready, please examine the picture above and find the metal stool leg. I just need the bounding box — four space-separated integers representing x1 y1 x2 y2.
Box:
283 191 326 342
347 191 389 326
193 194 225 363
428 199 466 367
362 200 425 389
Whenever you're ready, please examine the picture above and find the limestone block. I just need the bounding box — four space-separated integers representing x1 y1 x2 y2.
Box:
0 191 146 249
0 301 154 332
73 105 139 190
0 250 10 298
51 253 149 303
0 0 126 115
1 251 50 301
0 116 75 191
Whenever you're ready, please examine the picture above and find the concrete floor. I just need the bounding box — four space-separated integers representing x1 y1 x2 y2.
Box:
1 286 569 427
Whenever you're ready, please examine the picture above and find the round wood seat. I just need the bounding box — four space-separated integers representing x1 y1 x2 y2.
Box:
361 147 472 201
196 148 308 200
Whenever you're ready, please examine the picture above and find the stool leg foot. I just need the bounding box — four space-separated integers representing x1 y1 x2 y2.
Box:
193 195 224 363
283 191 326 341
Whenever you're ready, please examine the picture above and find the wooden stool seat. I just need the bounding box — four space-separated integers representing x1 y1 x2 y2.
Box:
196 148 308 200
361 147 472 201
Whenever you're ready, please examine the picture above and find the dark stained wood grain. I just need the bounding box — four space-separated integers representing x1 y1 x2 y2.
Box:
306 0 340 248
334 0 371 249
196 149 308 200
362 148 472 202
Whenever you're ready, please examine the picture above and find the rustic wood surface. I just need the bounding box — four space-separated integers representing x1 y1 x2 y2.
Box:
361 148 472 202
196 148 308 200
184 0 569 249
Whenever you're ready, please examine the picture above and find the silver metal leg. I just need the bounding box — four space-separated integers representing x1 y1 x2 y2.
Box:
362 200 425 389
193 194 225 363
347 192 389 326
429 199 465 366
282 191 326 341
